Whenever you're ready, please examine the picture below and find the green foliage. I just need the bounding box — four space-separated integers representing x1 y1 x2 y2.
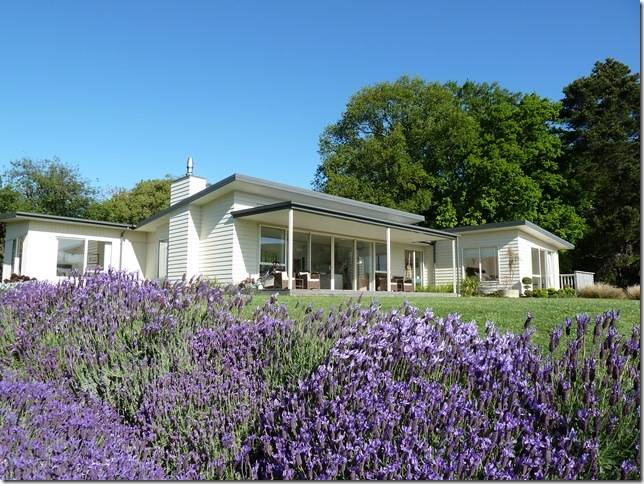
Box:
559 59 640 286
529 287 576 299
3 158 97 218
88 177 172 225
315 76 585 242
415 284 453 293
460 276 480 297
521 277 533 285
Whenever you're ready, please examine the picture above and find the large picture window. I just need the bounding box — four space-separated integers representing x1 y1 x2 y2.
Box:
259 226 286 275
56 238 85 276
463 247 498 281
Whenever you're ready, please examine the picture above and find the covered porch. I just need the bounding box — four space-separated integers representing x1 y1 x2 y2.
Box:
231 201 460 294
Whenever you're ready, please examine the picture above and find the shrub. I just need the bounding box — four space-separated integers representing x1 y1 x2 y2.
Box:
626 285 640 300
243 308 641 480
460 276 480 296
0 371 164 479
521 277 533 285
415 284 453 293
578 283 626 299
523 289 533 297
0 272 640 480
525 288 576 298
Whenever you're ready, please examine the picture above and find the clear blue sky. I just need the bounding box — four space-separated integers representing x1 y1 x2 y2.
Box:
0 0 639 194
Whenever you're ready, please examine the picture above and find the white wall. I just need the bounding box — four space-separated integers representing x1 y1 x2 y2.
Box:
436 229 521 291
170 175 207 205
517 232 561 290
232 191 282 283
7 221 146 281
2 221 29 279
199 193 235 283
144 224 169 279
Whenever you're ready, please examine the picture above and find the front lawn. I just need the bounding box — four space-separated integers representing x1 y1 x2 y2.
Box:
250 294 640 349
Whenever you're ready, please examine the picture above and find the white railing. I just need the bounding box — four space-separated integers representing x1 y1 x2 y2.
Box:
560 274 575 289
560 271 595 290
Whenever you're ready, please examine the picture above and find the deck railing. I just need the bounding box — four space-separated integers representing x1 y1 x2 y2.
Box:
560 271 595 290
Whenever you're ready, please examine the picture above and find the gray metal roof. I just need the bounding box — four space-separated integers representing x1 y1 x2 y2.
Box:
136 173 426 229
231 201 457 239
445 220 574 249
0 211 133 229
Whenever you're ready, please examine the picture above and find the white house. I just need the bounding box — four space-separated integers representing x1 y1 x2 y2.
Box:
0 160 576 295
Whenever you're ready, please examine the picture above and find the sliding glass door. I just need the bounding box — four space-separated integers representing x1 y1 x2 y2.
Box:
311 234 332 289
356 241 372 291
404 249 424 289
334 238 354 290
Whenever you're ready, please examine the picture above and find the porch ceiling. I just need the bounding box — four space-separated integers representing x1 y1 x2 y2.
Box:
231 201 456 244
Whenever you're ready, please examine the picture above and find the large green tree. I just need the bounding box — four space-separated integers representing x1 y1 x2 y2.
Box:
87 177 172 225
559 58 640 285
315 77 585 242
4 158 97 217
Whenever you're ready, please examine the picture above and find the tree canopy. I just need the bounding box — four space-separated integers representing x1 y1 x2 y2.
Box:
315 77 585 243
559 58 640 285
2 158 97 218
87 178 172 225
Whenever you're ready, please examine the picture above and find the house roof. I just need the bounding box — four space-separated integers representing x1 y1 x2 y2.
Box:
136 173 425 230
445 220 574 250
231 201 457 240
0 211 133 230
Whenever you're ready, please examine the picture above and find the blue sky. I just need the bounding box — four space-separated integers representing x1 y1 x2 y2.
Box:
0 0 638 194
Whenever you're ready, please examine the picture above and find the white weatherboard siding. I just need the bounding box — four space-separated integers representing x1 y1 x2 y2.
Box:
170 176 207 205
434 240 455 287
11 221 146 280
232 191 283 283
436 229 521 291
517 232 561 290
168 206 201 281
199 193 235 283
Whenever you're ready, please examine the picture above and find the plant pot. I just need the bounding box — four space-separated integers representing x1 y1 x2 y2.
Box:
502 289 520 298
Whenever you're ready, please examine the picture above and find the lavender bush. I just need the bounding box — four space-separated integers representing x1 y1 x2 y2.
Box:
0 370 164 479
241 305 640 479
0 271 640 479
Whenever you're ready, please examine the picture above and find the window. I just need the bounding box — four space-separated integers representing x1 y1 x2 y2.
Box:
463 247 498 281
158 240 168 279
531 247 554 289
86 240 111 271
334 238 354 290
310 234 331 289
293 232 309 273
356 241 372 291
375 243 388 272
404 249 424 287
11 237 23 275
56 238 85 276
259 226 286 275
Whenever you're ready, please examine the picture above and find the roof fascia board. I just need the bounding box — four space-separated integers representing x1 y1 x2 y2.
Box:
0 212 133 230
447 220 573 249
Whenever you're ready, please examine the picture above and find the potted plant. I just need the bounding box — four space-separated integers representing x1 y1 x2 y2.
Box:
521 277 533 296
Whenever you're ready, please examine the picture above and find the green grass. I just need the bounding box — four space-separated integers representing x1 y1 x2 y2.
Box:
248 294 640 350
